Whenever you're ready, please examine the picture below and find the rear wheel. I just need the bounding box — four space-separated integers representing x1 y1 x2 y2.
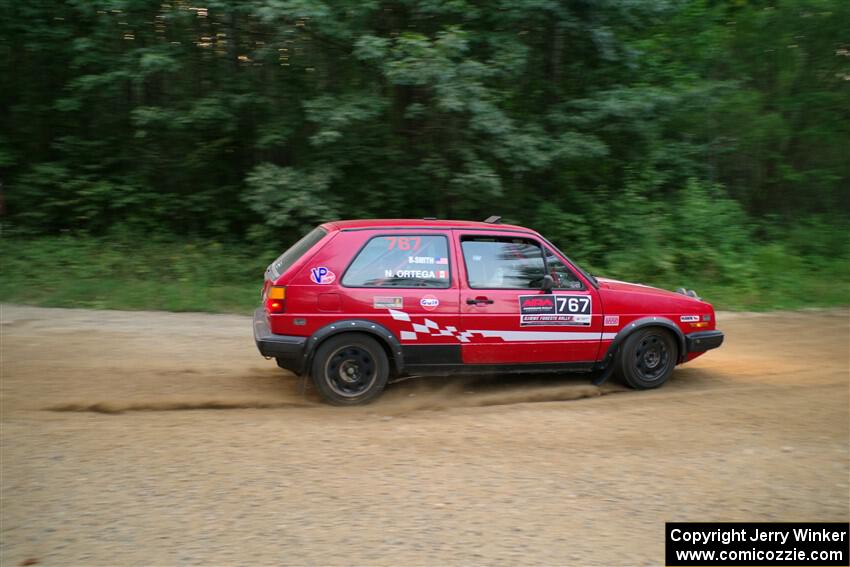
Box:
615 328 677 389
311 334 389 405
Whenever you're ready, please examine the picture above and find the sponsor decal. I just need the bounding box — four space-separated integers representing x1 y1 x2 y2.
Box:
373 296 403 309
310 267 336 285
519 294 592 326
408 256 435 265
604 315 620 326
420 295 440 311
680 315 700 323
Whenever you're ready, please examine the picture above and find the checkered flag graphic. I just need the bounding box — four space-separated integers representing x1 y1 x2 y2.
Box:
388 309 474 342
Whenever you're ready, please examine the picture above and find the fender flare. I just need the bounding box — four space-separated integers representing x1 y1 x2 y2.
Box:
599 316 687 369
298 319 404 376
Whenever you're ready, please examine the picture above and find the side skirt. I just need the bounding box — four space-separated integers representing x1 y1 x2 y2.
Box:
400 345 595 377
403 362 596 377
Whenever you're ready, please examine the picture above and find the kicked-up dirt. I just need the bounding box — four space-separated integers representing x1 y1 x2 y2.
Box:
1 304 848 565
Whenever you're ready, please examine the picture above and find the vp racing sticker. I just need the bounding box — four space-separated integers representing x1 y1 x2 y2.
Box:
310 266 336 285
519 294 591 326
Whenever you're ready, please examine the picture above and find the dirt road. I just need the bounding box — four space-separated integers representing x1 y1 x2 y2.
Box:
1 305 848 566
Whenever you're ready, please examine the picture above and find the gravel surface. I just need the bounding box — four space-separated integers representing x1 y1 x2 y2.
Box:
1 305 848 566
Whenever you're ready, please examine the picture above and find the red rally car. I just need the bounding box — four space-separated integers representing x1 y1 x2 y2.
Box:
253 218 724 405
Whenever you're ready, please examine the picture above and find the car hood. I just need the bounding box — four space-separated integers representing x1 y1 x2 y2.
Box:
596 277 700 302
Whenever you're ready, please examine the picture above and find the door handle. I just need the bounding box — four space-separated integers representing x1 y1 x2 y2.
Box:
466 297 494 305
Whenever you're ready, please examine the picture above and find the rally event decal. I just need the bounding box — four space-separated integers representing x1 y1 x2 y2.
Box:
519 294 592 326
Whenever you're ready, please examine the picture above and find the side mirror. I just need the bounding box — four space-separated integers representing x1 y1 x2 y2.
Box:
541 274 555 293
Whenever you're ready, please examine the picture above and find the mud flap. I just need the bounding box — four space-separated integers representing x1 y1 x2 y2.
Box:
296 374 310 397
591 345 618 386
591 362 616 386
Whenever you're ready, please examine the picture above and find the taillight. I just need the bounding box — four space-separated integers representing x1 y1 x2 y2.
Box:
265 286 286 313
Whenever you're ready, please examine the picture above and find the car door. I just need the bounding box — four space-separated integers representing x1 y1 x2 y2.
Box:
456 232 602 365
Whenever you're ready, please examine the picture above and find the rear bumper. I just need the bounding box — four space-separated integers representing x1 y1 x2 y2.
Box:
685 330 724 353
253 308 306 373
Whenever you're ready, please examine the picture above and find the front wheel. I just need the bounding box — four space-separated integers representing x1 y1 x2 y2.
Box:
615 328 677 389
311 334 389 405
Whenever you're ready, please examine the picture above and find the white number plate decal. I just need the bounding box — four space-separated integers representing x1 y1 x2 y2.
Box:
518 294 592 326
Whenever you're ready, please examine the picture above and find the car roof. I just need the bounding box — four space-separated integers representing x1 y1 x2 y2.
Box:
321 218 533 232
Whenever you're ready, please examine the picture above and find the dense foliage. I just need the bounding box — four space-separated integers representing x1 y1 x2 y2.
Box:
1 0 848 310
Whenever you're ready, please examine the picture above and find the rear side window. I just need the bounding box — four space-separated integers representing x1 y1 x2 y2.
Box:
461 236 545 289
342 235 450 288
271 227 327 277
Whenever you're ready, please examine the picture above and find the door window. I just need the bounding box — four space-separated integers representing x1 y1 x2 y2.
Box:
461 237 546 289
342 235 451 288
544 248 584 290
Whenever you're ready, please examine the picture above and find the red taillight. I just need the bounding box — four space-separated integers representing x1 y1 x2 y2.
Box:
265 286 286 313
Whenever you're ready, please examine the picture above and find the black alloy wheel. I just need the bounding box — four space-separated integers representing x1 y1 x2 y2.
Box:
616 327 677 389
326 345 377 397
311 333 389 405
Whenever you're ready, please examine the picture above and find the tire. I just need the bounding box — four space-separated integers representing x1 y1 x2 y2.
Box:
615 327 677 389
310 333 390 405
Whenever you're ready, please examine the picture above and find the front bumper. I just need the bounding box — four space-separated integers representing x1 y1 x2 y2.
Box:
685 330 724 353
253 308 307 373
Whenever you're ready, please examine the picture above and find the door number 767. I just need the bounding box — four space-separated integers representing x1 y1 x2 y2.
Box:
555 296 590 314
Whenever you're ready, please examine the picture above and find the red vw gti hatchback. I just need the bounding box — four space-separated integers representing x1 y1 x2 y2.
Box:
254 218 723 405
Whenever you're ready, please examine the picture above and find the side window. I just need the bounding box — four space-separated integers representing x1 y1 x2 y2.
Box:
342 235 451 288
272 226 327 277
545 248 584 290
461 237 546 289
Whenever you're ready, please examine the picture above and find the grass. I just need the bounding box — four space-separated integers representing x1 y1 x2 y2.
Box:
0 236 265 314
1 236 848 314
